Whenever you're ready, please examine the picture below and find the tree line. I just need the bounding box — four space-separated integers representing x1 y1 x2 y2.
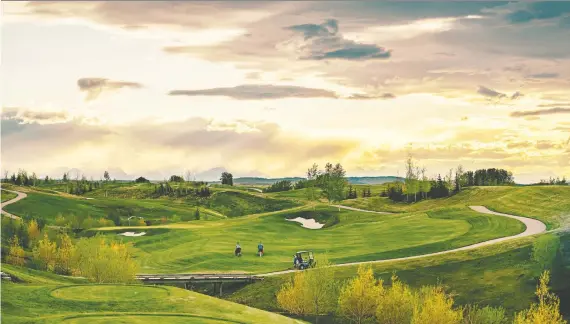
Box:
382 154 517 203
277 260 566 324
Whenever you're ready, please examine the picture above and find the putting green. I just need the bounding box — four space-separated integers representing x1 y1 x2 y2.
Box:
62 314 239 324
51 285 169 301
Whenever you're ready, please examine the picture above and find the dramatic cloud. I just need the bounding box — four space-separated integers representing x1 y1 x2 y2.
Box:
77 78 142 101
477 86 506 98
1 107 69 124
505 2 570 24
510 107 570 117
168 84 338 100
284 19 392 60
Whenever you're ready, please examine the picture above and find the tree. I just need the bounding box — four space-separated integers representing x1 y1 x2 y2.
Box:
73 236 139 283
376 274 417 324
462 305 507 324
220 172 233 186
6 236 26 266
411 285 463 324
55 233 75 275
184 170 193 182
531 234 560 273
319 163 347 208
194 208 201 220
277 256 337 323
514 271 566 324
404 153 417 202
337 265 383 324
103 171 110 181
62 172 68 182
306 163 320 208
33 233 57 271
263 180 293 193
454 164 464 192
27 219 41 243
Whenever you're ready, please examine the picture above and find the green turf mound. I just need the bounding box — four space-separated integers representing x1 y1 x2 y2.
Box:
207 191 299 217
51 285 170 301
61 313 241 323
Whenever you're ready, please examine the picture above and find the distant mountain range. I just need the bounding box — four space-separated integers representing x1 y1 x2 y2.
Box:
214 176 404 185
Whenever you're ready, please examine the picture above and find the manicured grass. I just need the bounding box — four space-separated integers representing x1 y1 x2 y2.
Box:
93 205 524 273
341 186 570 229
0 264 304 324
228 232 570 319
1 189 18 203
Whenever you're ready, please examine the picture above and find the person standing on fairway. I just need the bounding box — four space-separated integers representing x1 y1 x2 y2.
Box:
257 242 264 257
235 242 242 256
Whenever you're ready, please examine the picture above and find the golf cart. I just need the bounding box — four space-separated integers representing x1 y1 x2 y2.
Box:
293 250 316 270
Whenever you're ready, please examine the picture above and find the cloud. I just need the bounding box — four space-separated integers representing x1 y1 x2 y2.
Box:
507 141 533 149
527 72 559 79
536 140 564 150
168 84 338 100
510 107 570 117
77 78 142 101
347 93 396 100
284 19 392 60
510 91 523 100
477 86 506 98
1 107 70 124
505 2 570 24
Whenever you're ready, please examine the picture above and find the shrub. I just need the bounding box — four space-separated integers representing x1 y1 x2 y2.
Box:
463 305 507 324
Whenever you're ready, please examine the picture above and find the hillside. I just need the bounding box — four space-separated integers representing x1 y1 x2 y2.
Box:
0 264 303 324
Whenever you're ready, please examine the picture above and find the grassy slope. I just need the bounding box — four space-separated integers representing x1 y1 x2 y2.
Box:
1 189 18 203
207 191 299 217
341 186 570 229
228 232 570 318
94 205 523 273
0 264 303 324
2 191 205 224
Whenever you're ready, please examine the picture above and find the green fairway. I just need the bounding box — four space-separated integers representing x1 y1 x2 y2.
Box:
0 264 303 324
94 205 524 273
1 189 18 203
51 285 170 301
341 186 570 229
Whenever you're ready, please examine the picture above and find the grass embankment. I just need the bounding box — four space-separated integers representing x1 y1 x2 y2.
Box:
94 205 524 273
1 189 18 203
0 264 303 324
341 186 570 229
228 232 570 318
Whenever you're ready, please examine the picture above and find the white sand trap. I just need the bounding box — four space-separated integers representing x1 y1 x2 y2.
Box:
119 232 146 237
85 198 94 200
286 217 324 229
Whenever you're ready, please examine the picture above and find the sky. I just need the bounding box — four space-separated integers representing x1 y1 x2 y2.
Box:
1 1 570 183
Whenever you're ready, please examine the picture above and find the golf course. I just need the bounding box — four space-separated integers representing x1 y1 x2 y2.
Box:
1 178 569 323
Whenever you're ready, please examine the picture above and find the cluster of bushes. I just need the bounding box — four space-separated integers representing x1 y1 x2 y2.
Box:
277 260 566 324
346 185 372 199
533 177 568 186
5 231 138 282
263 180 293 193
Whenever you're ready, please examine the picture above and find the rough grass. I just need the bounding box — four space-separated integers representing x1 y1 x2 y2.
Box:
1 189 18 203
341 186 570 229
206 191 300 217
228 232 570 319
93 205 524 273
0 264 304 324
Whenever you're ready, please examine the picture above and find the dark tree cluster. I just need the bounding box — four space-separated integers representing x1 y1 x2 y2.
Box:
361 187 372 198
5 170 40 186
429 175 450 198
169 175 184 182
135 176 150 183
220 172 233 186
263 180 293 193
463 168 514 186
152 182 211 198
294 179 308 189
346 185 358 199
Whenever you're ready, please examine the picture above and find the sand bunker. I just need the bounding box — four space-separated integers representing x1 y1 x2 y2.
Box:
286 217 324 229
119 232 146 237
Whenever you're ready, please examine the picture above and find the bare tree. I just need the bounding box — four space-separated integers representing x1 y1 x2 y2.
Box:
184 170 192 182
3 170 9 182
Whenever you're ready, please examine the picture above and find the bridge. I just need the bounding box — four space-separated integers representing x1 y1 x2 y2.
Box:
136 274 263 296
